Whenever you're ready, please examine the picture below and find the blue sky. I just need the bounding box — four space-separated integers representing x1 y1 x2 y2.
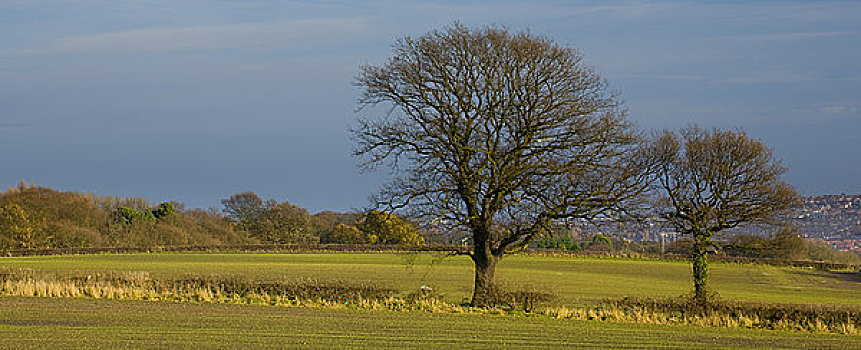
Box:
1 1 859 212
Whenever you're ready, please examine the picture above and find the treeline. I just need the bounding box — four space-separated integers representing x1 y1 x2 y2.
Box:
720 225 861 265
0 182 253 250
1 182 857 265
0 182 424 252
534 225 861 265
219 192 424 246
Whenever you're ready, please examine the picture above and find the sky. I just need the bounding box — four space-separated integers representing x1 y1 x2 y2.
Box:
1 0 859 213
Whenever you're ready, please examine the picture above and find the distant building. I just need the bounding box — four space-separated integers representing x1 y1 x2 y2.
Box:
793 195 861 250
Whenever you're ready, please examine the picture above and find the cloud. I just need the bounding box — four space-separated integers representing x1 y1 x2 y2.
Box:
719 31 858 43
3 17 377 57
721 71 813 85
823 104 858 115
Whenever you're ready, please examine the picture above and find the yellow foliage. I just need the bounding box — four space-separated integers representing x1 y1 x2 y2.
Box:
357 210 424 246
0 202 46 249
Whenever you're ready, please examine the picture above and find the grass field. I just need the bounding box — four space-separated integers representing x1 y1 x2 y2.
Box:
1 252 860 348
1 296 859 349
1 252 859 306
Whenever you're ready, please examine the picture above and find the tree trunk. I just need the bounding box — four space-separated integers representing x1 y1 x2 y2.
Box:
470 250 498 307
691 233 710 307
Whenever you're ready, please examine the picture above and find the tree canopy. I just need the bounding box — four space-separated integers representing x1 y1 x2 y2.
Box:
650 126 799 305
354 24 652 306
357 210 424 245
221 192 264 225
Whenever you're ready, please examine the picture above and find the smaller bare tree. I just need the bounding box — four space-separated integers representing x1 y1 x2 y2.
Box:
221 192 264 226
650 126 799 306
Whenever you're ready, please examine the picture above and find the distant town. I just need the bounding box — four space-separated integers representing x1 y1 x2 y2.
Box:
428 195 861 252
553 195 861 252
795 195 861 251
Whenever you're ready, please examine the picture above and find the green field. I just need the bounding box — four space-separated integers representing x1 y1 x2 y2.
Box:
1 297 859 349
1 252 860 348
1 252 859 306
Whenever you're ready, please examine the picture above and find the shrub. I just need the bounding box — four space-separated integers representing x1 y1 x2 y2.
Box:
606 296 861 334
479 283 555 313
535 236 581 251
152 202 176 219
587 234 614 252
113 207 154 226
320 224 371 244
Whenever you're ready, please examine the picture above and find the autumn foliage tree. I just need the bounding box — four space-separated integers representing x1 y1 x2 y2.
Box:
356 211 424 245
354 24 652 306
321 223 370 244
0 203 45 249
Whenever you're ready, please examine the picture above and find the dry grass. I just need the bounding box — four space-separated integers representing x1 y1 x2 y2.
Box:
541 296 861 335
0 267 472 313
0 268 391 305
2 265 858 335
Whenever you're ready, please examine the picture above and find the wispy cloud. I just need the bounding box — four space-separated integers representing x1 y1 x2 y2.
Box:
721 71 814 85
3 17 376 57
718 30 858 43
823 104 858 116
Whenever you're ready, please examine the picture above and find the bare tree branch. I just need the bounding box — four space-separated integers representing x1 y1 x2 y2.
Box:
649 126 800 305
353 23 653 306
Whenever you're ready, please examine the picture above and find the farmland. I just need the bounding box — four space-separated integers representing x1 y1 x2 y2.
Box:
1 252 860 348
2 252 859 306
2 297 860 349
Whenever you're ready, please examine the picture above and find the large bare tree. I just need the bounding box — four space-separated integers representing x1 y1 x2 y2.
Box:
651 126 799 306
353 24 652 306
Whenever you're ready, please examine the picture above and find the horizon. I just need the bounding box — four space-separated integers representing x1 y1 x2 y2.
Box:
2 1 859 212
4 180 859 215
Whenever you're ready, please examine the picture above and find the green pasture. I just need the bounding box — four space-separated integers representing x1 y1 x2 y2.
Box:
0 297 858 349
1 252 859 306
